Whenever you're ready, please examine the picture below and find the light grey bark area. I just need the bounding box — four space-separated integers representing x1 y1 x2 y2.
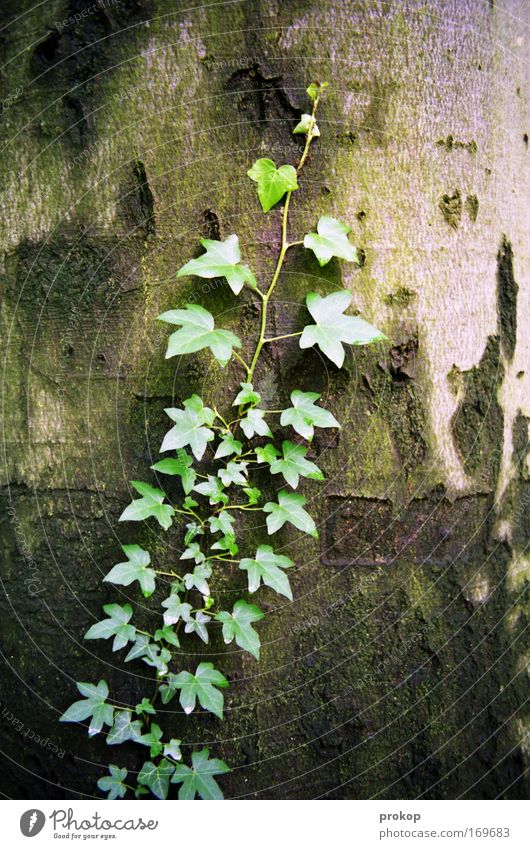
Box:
0 0 528 799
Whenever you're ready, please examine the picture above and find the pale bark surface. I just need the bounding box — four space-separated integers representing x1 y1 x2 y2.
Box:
0 0 528 798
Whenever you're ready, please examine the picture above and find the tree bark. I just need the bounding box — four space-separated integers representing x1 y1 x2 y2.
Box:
0 0 528 799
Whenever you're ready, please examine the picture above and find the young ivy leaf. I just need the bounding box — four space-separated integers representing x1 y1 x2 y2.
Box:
59 680 114 737
214 434 243 460
124 634 150 663
247 158 298 212
239 544 294 600
106 710 143 746
183 563 212 596
84 603 136 652
215 599 264 659
300 290 387 368
263 490 318 538
138 759 175 800
307 80 329 100
218 460 248 487
161 395 215 461
103 544 156 598
171 748 230 801
193 474 228 505
255 443 281 465
280 390 340 441
151 449 196 495
161 593 193 627
303 216 359 266
233 381 261 406
158 303 241 367
119 480 174 531
269 440 324 489
184 611 211 644
97 765 128 800
176 235 257 295
293 113 320 137
139 722 164 758
153 625 181 648
163 738 183 762
208 510 235 537
172 662 228 719
135 697 156 716
240 408 272 439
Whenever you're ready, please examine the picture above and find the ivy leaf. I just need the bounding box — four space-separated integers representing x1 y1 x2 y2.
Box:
244 486 262 505
215 599 264 659
214 434 243 459
124 634 150 662
240 408 272 439
103 544 156 598
181 541 206 565
211 533 238 555
193 474 228 505
263 490 318 538
176 235 257 295
84 603 136 652
255 443 281 464
138 759 174 800
153 625 181 648
300 290 387 368
119 481 174 530
161 593 193 627
307 81 328 100
106 710 143 746
280 389 340 441
269 440 324 488
161 395 215 461
172 662 228 719
208 511 235 537
218 460 248 487
304 216 358 267
151 450 196 495
163 739 183 762
59 680 114 737
233 382 261 406
183 563 212 596
97 765 128 800
247 158 298 212
139 722 164 758
183 495 199 510
184 611 211 644
158 303 241 367
293 113 320 137
141 644 172 678
239 544 294 600
135 698 156 716
171 749 230 800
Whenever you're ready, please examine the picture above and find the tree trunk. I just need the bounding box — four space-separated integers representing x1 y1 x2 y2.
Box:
0 0 528 799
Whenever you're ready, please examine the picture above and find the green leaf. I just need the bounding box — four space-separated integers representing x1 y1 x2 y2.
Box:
161 593 193 627
208 510 235 537
163 739 183 762
307 81 328 100
138 722 164 758
181 541 206 565
184 611 211 644
303 216 359 267
141 644 172 677
293 113 320 137
103 544 156 598
153 625 180 648
215 599 264 659
161 395 215 461
211 533 238 555
124 634 150 662
106 710 143 746
171 748 230 800
138 759 174 800
59 680 114 737
244 486 262 505
97 765 128 800
240 408 272 439
84 603 136 652
158 303 241 366
233 381 261 406
247 158 298 212
151 450 196 495
300 290 387 368
269 440 324 488
218 460 248 487
263 490 318 538
255 443 281 464
176 235 257 295
135 697 156 716
172 662 228 719
193 474 228 505
280 389 340 441
183 563 212 596
240 544 294 600
214 434 243 459
119 481 174 531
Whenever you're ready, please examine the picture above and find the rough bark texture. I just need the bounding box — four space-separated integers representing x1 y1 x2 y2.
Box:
0 0 528 799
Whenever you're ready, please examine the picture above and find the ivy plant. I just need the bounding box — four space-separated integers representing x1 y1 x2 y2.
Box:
60 81 387 800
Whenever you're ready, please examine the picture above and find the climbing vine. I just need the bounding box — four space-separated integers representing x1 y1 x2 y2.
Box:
60 82 386 800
